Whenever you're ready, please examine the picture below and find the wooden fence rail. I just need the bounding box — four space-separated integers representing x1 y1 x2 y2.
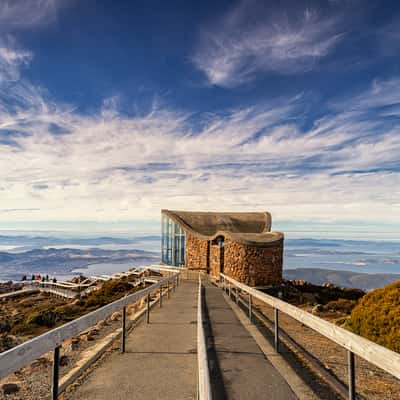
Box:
220 273 400 400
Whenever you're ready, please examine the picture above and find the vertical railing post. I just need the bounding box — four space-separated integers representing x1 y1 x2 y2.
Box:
348 350 355 400
146 293 150 324
52 345 60 400
236 287 239 305
121 306 126 353
248 293 252 322
229 282 231 299
274 308 279 352
160 286 163 307
167 280 170 299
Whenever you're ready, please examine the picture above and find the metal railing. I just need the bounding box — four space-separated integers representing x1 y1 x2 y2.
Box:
197 275 212 400
220 273 400 400
0 272 180 399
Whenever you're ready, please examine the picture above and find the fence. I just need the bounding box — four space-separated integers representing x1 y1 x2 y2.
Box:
0 273 180 399
220 273 400 400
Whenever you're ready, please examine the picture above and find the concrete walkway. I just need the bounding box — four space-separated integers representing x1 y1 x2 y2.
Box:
203 280 297 400
71 280 198 400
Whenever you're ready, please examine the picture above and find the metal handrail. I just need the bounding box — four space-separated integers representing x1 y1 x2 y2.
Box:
220 273 400 400
197 275 212 400
0 272 180 398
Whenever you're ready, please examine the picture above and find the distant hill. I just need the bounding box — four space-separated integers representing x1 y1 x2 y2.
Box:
284 268 400 291
0 235 161 247
0 248 159 281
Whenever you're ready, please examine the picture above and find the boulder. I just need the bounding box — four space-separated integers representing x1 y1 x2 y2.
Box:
110 311 121 321
64 337 80 351
96 320 108 329
312 304 323 315
2 383 20 395
59 355 69 366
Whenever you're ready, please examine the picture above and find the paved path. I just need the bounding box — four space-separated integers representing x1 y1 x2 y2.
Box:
71 280 198 400
203 280 297 400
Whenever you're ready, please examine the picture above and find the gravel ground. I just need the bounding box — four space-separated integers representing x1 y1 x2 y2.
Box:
253 299 400 400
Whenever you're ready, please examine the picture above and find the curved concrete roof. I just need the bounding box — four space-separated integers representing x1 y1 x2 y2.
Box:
162 210 283 246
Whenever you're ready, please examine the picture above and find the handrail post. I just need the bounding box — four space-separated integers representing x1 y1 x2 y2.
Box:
248 293 252 322
146 293 150 324
121 306 126 353
274 308 279 353
167 281 170 299
160 286 163 307
348 351 355 400
236 287 239 305
229 282 231 299
52 345 60 400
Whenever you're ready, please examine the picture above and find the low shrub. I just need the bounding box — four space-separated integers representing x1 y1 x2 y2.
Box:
346 280 400 352
324 298 358 314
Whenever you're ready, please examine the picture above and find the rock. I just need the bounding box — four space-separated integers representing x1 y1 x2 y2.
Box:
2 383 20 395
82 333 95 341
59 355 69 366
96 320 108 329
312 304 323 315
110 311 121 321
89 328 99 336
64 338 80 351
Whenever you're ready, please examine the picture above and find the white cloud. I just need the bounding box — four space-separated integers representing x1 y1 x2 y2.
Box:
1 73 400 224
0 0 65 29
0 38 32 82
192 2 344 87
0 36 399 225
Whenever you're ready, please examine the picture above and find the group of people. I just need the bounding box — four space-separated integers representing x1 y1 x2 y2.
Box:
21 274 57 283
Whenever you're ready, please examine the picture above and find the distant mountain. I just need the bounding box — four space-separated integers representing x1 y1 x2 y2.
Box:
285 238 400 248
0 247 159 281
0 235 161 247
284 268 400 291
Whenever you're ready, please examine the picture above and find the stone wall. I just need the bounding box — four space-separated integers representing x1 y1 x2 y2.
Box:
223 238 283 287
185 233 208 270
185 231 283 285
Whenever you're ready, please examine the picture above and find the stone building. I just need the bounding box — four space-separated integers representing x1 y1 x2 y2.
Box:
161 210 284 287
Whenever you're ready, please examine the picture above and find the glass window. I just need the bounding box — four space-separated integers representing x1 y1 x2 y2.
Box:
161 215 186 267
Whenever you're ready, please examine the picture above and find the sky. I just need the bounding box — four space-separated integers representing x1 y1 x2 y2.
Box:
1 0 400 236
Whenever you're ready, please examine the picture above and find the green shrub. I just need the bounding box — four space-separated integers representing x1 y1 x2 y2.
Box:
346 281 400 352
25 310 62 327
84 280 133 308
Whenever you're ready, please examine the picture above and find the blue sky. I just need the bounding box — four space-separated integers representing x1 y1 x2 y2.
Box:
1 0 400 235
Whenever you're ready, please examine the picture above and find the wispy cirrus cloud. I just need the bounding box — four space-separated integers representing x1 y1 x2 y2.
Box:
0 38 32 82
0 0 67 30
192 1 344 87
1 49 400 224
